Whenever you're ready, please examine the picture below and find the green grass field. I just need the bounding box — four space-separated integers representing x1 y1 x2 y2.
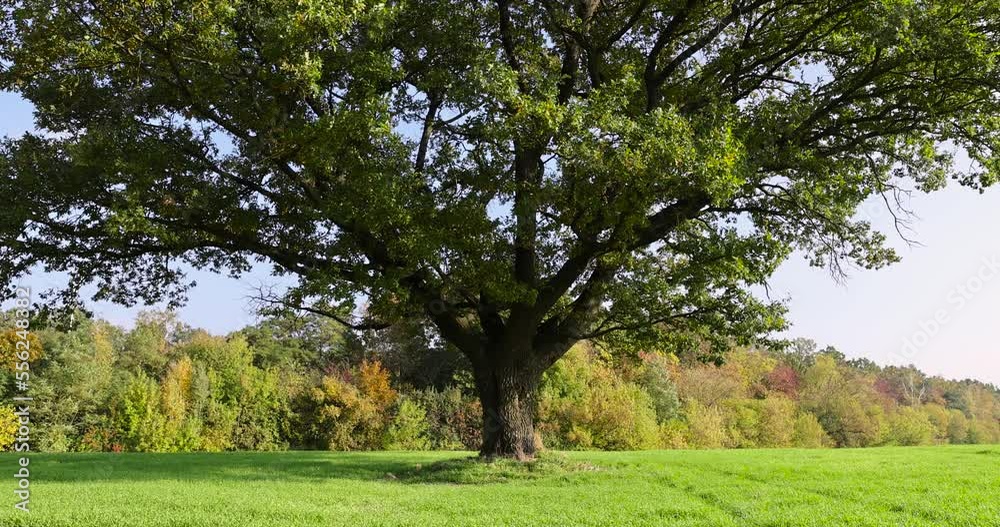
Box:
0 446 997 526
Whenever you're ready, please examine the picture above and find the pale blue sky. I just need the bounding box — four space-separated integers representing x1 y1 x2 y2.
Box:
3 92 998 385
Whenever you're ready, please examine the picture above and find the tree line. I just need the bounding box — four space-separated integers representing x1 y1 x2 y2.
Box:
0 310 997 452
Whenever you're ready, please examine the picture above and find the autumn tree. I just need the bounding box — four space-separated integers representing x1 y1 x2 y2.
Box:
2 1 999 459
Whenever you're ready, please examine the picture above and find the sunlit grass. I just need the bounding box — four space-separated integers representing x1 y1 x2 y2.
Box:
0 445 997 526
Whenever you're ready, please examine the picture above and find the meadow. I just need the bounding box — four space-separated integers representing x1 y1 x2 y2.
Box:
0 446 996 526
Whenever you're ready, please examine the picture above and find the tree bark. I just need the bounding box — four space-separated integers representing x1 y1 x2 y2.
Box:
473 359 542 460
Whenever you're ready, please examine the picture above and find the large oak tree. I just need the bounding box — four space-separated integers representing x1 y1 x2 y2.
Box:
2 0 998 458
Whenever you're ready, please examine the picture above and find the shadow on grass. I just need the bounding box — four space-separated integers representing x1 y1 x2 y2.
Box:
22 451 460 484
15 451 599 485
394 453 601 485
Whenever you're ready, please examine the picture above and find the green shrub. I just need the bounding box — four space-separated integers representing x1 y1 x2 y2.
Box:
721 399 761 448
384 398 431 451
232 368 288 451
588 383 660 450
412 387 481 450
921 404 952 444
538 345 659 450
967 418 1000 444
659 419 689 449
717 397 800 448
40 424 74 453
887 407 935 446
760 398 798 447
637 352 681 423
792 412 830 448
78 420 116 452
683 400 726 449
114 375 170 452
946 409 969 444
194 368 237 451
810 398 885 447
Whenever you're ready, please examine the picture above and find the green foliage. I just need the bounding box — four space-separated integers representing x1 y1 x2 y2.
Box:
114 375 169 452
360 319 471 390
411 387 482 450
118 312 190 377
538 345 659 450
676 365 745 407
752 397 798 448
3 309 998 454
658 419 690 450
6 1 1000 459
800 355 886 447
720 399 762 448
636 352 681 424
683 401 727 450
384 398 431 451
967 418 1000 445
946 409 970 444
920 404 953 444
231 368 289 451
887 407 936 446
238 312 353 370
792 413 832 449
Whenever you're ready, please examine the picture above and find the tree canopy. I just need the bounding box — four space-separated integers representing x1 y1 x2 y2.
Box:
2 0 998 458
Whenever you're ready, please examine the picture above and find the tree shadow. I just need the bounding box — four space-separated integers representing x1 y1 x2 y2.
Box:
14 451 599 486
393 453 602 485
19 451 473 484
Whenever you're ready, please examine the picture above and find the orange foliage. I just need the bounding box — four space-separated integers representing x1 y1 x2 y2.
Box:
356 360 397 411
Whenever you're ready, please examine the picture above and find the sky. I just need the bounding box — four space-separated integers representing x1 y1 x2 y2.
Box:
2 91 998 386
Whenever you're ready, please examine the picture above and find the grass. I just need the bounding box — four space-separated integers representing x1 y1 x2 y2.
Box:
0 445 997 526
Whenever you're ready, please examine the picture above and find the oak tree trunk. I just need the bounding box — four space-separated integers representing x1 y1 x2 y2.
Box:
474 361 542 460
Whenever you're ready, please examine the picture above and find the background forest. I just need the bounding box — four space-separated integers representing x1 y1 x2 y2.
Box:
1 310 998 453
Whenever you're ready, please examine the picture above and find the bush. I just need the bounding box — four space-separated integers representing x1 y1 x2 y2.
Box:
792 412 830 448
412 387 481 450
193 368 237 451
887 407 935 446
356 360 397 412
293 374 383 450
538 345 659 450
809 398 885 447
675 365 744 407
587 383 660 450
920 404 952 444
636 352 680 423
0 405 18 451
659 419 689 449
946 409 969 444
717 398 796 449
684 400 726 449
113 375 169 452
384 398 431 451
78 420 116 452
967 418 1000 444
755 397 797 448
178 333 253 403
766 364 801 398
231 368 288 451
721 399 761 448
